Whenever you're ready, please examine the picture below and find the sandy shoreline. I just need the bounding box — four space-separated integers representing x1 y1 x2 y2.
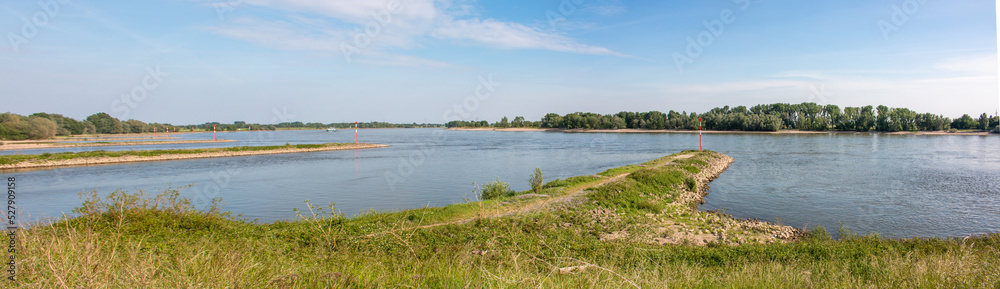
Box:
0 139 237 151
0 143 388 170
448 127 996 136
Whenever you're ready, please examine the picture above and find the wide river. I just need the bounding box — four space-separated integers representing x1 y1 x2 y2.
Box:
5 129 998 238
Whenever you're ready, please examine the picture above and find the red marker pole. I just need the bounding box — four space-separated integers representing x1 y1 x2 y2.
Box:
698 118 703 151
213 125 217 141
355 122 358 144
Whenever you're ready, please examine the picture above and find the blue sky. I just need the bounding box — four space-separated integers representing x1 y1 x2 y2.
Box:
1 0 997 124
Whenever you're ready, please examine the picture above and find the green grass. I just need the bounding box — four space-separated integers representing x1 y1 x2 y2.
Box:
0 143 348 165
13 151 1000 288
597 164 640 177
543 175 603 189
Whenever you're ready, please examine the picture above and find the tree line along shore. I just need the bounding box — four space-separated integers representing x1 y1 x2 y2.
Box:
0 111 442 141
0 142 388 170
445 102 1000 133
13 151 998 287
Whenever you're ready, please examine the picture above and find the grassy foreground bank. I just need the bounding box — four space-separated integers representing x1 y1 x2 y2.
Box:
0 143 388 170
10 151 1000 288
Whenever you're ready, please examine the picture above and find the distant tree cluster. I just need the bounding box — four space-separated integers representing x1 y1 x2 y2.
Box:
164 120 441 132
445 116 540 128
0 113 60 140
0 112 181 140
447 103 999 133
83 113 178 134
1 111 443 140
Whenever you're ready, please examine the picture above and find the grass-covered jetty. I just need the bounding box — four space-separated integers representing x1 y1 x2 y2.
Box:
0 143 388 170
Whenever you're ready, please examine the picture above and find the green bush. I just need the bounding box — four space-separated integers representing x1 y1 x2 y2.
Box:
684 177 697 191
479 178 513 200
527 168 543 193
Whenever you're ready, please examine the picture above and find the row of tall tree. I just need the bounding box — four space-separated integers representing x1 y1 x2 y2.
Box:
449 103 1000 132
1 112 447 140
189 121 442 132
0 112 181 140
445 116 541 128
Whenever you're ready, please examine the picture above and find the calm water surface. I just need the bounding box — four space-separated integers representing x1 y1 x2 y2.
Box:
6 129 998 238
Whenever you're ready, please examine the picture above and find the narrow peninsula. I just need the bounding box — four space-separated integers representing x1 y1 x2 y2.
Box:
0 143 389 170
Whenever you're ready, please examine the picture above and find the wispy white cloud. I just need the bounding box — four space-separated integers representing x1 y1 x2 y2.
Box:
204 0 622 66
210 18 344 52
433 18 622 56
932 54 997 74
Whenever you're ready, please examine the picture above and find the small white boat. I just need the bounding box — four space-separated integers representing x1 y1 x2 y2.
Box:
326 127 337 132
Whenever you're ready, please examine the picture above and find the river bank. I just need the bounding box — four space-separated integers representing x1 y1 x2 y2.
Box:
448 127 996 136
15 150 997 287
0 143 388 170
0 139 236 151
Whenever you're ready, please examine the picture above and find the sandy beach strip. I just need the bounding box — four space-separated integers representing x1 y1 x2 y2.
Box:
0 143 389 170
0 139 237 151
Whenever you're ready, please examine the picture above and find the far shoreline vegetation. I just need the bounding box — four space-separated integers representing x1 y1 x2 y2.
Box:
0 112 442 141
446 102 1000 133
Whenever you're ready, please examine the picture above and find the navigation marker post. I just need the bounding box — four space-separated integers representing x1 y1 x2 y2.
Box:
355 122 359 144
213 125 217 141
699 118 703 151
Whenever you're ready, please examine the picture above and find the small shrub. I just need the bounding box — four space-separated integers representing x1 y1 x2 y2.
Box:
684 177 697 191
479 178 513 200
40 152 52 158
527 168 543 193
805 226 833 242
